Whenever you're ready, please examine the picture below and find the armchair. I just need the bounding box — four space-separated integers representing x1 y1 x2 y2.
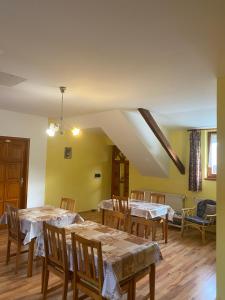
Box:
181 199 216 243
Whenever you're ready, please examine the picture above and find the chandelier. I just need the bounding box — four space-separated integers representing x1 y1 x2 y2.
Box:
46 86 80 137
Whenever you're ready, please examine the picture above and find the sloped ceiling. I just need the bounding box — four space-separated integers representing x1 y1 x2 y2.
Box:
66 109 171 177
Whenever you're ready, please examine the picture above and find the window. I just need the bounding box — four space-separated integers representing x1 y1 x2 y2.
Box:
207 131 217 179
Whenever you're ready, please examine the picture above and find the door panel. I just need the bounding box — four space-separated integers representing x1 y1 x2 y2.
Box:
0 163 4 180
7 142 24 162
6 163 21 180
0 202 3 216
0 183 4 202
0 142 6 161
5 182 20 200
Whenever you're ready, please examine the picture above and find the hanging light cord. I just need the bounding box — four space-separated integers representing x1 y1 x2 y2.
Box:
59 86 66 134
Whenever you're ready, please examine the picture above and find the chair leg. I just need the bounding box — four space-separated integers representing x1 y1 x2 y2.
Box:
6 239 11 265
202 228 206 243
27 238 35 277
72 273 79 300
62 274 69 300
161 220 165 240
41 257 45 293
181 220 185 237
43 268 49 300
15 243 21 274
152 222 156 241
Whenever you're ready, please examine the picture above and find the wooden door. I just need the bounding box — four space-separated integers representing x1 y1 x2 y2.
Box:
0 137 29 216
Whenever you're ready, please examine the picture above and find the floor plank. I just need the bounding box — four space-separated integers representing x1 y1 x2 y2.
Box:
0 211 216 300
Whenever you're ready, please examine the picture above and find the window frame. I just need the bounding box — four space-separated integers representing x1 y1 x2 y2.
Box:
207 131 217 180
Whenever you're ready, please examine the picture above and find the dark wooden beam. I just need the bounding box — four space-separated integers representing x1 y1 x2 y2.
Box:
138 108 185 175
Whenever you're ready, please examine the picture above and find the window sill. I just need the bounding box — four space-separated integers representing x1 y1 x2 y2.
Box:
204 177 216 181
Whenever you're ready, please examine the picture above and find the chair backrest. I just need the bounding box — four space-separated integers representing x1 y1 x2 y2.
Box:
104 210 128 231
150 193 166 205
60 197 76 212
112 195 130 213
129 216 152 239
197 199 216 218
6 205 21 241
130 190 145 201
43 222 68 273
71 233 104 294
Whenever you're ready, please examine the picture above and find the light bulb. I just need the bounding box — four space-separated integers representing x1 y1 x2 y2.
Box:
72 128 80 136
46 128 55 137
46 123 59 137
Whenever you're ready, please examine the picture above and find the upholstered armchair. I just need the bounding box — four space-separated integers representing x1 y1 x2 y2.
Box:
181 199 216 243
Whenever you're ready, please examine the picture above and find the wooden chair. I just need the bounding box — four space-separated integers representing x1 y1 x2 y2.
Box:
130 190 145 201
42 222 72 300
129 216 153 239
128 217 155 299
181 199 216 243
71 233 106 300
112 195 130 213
103 210 129 232
150 193 166 241
71 233 152 300
6 205 35 276
60 197 76 212
150 193 165 205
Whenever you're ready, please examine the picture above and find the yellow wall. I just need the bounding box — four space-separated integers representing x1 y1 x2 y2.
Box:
45 129 112 212
216 78 225 300
130 129 216 207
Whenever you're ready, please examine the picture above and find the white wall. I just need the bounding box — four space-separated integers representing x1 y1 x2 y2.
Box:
0 109 47 207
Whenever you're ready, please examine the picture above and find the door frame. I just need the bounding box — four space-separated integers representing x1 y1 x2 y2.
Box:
0 136 30 209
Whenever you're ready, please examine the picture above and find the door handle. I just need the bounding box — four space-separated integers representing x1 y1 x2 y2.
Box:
20 177 24 186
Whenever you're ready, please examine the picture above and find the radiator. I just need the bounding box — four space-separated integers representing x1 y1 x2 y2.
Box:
139 190 186 211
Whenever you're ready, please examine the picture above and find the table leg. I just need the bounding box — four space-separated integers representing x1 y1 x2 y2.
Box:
127 277 135 300
27 238 35 277
165 213 168 243
150 263 155 300
101 209 105 225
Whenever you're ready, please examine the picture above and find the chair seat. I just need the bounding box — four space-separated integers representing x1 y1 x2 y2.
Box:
185 216 210 225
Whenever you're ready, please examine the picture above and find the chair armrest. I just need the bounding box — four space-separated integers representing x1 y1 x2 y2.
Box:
205 214 216 224
181 207 196 218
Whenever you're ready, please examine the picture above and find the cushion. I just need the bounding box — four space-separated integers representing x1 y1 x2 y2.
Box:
185 216 210 225
197 199 216 218
204 204 216 218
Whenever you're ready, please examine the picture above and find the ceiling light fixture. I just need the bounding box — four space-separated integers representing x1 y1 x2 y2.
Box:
46 86 80 137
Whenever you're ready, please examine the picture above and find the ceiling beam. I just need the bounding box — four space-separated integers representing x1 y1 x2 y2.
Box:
138 108 185 175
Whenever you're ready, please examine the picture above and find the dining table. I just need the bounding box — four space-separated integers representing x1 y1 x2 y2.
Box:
64 220 162 300
98 199 174 243
0 205 84 276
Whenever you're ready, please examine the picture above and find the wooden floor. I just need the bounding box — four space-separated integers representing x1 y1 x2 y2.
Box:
0 211 216 300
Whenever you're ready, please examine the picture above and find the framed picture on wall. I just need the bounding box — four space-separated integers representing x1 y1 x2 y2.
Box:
64 147 72 159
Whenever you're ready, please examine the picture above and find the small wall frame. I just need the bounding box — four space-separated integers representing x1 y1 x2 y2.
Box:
64 147 72 159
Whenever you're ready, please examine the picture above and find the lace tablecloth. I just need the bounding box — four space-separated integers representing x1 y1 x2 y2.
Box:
64 221 162 300
98 199 174 221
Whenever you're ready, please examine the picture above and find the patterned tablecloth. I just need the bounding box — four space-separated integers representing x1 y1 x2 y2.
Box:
98 199 174 221
65 221 162 300
0 206 84 247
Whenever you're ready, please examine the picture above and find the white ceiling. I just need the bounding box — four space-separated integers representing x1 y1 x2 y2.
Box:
0 0 223 128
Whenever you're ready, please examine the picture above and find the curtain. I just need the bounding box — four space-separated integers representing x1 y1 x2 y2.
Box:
189 130 202 191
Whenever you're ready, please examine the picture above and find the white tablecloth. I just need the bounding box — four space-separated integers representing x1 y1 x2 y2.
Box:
0 206 84 255
65 221 162 300
98 199 174 221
